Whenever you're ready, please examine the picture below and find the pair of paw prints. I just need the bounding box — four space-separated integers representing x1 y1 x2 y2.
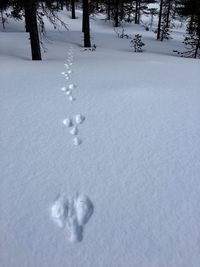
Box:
51 194 94 242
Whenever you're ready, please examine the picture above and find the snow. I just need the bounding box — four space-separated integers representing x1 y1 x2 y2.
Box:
1 8 200 267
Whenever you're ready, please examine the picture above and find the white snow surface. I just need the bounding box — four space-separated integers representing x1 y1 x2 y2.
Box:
0 9 200 267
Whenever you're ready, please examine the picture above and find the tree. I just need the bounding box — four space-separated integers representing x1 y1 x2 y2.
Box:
157 0 164 39
24 0 41 60
82 0 91 47
130 33 145 52
157 0 176 41
174 0 200 58
71 0 76 19
0 0 9 29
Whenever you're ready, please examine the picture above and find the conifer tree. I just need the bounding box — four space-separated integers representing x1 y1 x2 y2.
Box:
174 0 200 58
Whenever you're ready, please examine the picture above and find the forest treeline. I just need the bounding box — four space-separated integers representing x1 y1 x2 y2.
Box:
0 0 200 60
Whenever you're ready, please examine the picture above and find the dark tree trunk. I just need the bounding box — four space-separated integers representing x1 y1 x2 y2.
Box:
195 17 200 58
114 0 119 27
107 0 111 20
166 0 171 29
119 1 124 21
56 1 60 11
96 1 99 11
60 0 64 10
71 0 76 19
194 38 200 58
24 8 31 32
135 0 139 24
188 14 194 34
82 1 85 32
138 0 141 24
24 0 41 60
1 9 5 29
82 0 91 47
157 0 163 40
66 1 70 11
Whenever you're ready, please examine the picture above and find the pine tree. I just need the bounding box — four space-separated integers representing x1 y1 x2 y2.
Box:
174 0 200 58
130 34 145 52
157 0 175 41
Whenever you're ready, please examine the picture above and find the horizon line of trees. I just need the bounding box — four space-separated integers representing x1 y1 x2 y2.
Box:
0 0 200 60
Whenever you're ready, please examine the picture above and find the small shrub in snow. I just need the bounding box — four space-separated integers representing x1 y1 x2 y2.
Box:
114 27 130 39
130 34 145 52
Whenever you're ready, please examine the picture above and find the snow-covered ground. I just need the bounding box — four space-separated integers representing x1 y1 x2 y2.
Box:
1 10 200 267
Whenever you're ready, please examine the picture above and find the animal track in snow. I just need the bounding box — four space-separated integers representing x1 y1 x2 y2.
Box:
51 194 94 242
68 95 76 102
73 137 82 146
65 61 73 66
64 64 70 69
62 118 73 127
61 86 67 92
62 114 85 144
60 47 85 145
70 126 78 135
75 195 94 225
67 59 73 64
75 114 86 125
66 90 72 96
61 71 67 75
68 84 77 90
51 195 68 228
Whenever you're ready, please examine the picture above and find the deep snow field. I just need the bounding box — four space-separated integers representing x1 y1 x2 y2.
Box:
1 9 200 267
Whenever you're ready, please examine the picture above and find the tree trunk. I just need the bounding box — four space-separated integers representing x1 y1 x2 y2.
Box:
114 0 119 27
119 1 124 21
96 1 99 11
24 7 31 32
195 17 200 58
24 0 42 60
166 0 171 29
194 38 200 58
188 14 194 34
60 0 64 10
135 0 138 24
1 9 5 29
137 0 141 24
157 0 163 40
71 0 76 19
82 0 91 47
107 0 111 20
